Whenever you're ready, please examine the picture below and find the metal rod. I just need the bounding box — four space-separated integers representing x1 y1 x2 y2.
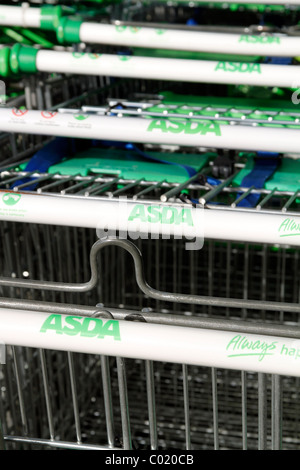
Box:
182 364 191 450
39 349 55 441
231 186 255 208
212 368 219 450
3 435 120 450
1 297 300 338
100 355 116 448
160 173 202 202
145 360 158 451
199 173 238 205
67 352 82 445
258 373 268 450
282 190 299 212
256 187 278 210
116 357 132 450
133 180 166 200
0 237 300 314
12 347 28 436
272 375 282 450
0 417 5 450
241 371 248 450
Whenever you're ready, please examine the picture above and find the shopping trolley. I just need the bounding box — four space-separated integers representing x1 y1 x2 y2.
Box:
0 0 300 453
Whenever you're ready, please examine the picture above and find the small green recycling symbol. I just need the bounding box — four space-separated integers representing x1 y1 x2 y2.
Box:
2 193 21 206
73 114 89 121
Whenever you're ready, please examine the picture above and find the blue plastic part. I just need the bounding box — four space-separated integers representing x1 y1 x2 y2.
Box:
236 151 280 207
11 137 88 190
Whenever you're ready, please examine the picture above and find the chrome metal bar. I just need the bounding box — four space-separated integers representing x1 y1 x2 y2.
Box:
100 355 116 448
212 368 219 450
145 360 158 450
3 435 119 450
67 352 82 445
1 297 300 338
199 173 238 205
160 172 202 202
231 186 255 208
182 364 191 451
1 238 300 314
272 375 282 450
39 349 55 441
12 347 28 437
241 371 248 450
258 373 268 450
256 188 278 210
116 357 132 450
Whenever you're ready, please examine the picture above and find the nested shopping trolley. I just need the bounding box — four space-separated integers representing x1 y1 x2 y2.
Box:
1 0 300 452
0 91 300 450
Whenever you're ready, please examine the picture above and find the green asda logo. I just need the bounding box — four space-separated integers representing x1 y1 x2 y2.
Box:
128 204 194 226
2 193 21 206
147 119 221 136
40 314 121 341
215 61 261 74
239 35 281 44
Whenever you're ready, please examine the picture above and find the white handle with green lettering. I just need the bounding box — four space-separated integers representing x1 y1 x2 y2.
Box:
34 50 300 88
80 24 300 58
0 108 300 153
0 308 300 377
0 191 299 246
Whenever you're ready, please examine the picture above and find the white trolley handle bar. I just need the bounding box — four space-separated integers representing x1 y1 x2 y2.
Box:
0 307 300 377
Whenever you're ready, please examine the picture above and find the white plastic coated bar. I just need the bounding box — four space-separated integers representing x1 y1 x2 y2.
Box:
79 23 300 58
0 308 300 377
0 5 41 27
35 50 300 88
0 108 300 154
0 191 299 246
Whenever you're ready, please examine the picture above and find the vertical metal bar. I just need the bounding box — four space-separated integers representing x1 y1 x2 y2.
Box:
279 248 286 324
261 245 267 321
100 355 116 448
145 360 158 450
208 241 213 316
258 373 268 450
3 348 18 436
12 347 28 436
211 367 219 450
67 352 82 444
0 412 5 450
39 349 55 441
271 375 282 450
225 242 231 318
182 364 191 450
241 371 247 450
116 357 132 450
242 244 249 320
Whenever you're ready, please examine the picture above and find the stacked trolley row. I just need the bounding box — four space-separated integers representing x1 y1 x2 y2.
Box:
0 0 300 451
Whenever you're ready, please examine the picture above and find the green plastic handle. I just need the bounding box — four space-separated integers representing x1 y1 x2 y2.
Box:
9 44 38 75
56 17 82 44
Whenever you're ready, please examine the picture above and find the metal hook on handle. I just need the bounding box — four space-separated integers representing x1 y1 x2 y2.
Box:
0 237 299 313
